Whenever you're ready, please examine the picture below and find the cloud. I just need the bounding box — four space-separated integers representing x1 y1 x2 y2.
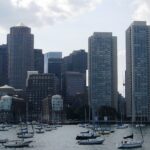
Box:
0 26 7 34
132 0 150 22
0 0 102 29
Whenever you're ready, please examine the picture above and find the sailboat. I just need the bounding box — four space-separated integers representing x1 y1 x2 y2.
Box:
17 102 34 139
3 123 34 148
117 124 144 148
116 102 128 129
0 124 9 131
17 124 34 138
135 114 145 128
18 132 34 139
78 137 105 145
0 139 8 144
76 131 98 140
116 124 128 129
36 123 45 134
117 94 144 149
17 113 34 139
4 140 33 148
36 127 45 134
117 132 144 149
77 109 105 145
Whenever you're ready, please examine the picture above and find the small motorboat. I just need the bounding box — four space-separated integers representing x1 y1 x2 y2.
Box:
0 128 9 131
50 125 57 130
78 124 88 128
55 125 62 127
18 133 34 138
135 124 145 128
95 127 114 135
117 139 144 149
35 126 43 130
0 125 9 131
76 132 98 140
36 128 44 134
98 130 111 135
4 140 33 148
45 127 52 131
116 124 128 129
80 131 90 134
0 139 8 144
78 137 105 145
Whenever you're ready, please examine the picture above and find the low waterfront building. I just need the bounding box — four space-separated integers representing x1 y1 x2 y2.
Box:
42 95 65 123
0 95 26 123
51 95 63 123
0 85 24 98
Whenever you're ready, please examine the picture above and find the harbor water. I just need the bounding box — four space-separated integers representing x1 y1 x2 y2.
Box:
0 125 150 150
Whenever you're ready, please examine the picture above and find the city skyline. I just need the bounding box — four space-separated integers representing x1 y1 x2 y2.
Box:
0 0 150 94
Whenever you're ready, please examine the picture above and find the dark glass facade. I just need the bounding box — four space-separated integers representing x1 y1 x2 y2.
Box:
62 49 87 74
0 45 8 86
26 74 57 121
44 52 62 73
62 72 86 105
34 49 44 73
48 58 62 93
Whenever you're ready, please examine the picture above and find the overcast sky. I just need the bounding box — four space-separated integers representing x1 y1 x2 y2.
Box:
0 0 150 94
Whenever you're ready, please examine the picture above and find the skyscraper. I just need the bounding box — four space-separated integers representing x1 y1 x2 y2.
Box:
7 23 34 89
126 21 150 121
62 71 86 105
0 44 8 86
34 49 44 73
62 49 87 74
44 52 62 73
48 58 62 93
62 50 87 106
88 32 118 117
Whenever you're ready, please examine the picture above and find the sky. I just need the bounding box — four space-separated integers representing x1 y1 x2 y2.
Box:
0 0 150 94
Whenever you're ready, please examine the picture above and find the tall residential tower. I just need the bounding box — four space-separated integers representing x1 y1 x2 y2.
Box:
126 21 150 121
88 32 118 118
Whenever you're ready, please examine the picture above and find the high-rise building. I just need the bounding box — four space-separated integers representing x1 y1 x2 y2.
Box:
44 52 62 73
34 49 44 73
62 50 87 74
26 73 57 121
0 45 8 86
126 21 150 121
88 32 118 116
62 71 86 105
7 23 34 89
48 58 62 93
62 50 87 100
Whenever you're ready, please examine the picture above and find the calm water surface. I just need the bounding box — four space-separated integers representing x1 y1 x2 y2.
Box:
0 125 150 150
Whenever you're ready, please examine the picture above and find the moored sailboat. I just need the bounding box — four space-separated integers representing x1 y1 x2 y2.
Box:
4 140 33 148
78 137 104 145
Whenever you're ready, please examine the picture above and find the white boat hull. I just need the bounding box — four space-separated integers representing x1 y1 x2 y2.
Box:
117 140 144 149
4 140 33 148
78 138 104 145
